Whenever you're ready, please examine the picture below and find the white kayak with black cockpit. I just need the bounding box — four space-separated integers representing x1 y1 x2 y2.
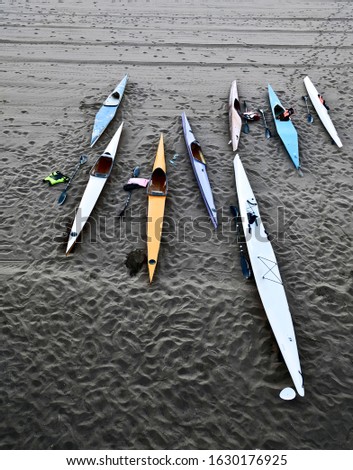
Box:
66 123 124 255
303 76 342 148
234 153 304 398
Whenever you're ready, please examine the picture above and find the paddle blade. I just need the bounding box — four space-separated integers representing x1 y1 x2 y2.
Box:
240 252 252 280
307 114 313 124
80 154 88 165
230 205 239 218
57 190 67 206
243 122 250 134
265 128 271 139
119 192 132 217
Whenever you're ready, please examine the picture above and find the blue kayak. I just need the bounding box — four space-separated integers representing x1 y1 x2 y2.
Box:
90 74 128 147
268 84 300 170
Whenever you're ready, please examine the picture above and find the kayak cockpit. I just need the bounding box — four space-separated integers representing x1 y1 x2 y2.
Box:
104 91 121 106
147 168 167 196
233 98 241 112
274 104 285 119
191 141 206 164
90 155 113 178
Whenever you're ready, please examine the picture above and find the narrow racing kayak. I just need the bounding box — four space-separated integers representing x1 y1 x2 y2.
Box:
229 80 242 151
66 122 124 255
147 134 167 282
303 76 342 148
90 74 128 147
268 84 300 170
181 112 218 228
233 154 304 397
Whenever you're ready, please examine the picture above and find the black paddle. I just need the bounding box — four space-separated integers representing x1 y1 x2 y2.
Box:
258 108 271 139
57 154 88 205
243 101 250 134
302 96 313 123
119 166 141 216
230 205 252 280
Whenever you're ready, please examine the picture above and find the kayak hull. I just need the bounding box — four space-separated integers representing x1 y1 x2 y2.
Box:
229 80 242 151
147 134 167 282
66 177 107 254
90 74 128 147
303 76 342 148
66 123 124 254
233 154 304 397
268 84 300 170
181 112 218 228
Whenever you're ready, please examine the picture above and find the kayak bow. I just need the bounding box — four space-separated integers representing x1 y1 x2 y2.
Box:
66 122 124 255
268 84 300 170
90 74 128 147
303 76 342 148
147 134 167 282
181 112 218 228
233 154 304 397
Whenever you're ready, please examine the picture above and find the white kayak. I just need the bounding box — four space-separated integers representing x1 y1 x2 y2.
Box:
303 76 342 148
229 80 242 151
233 154 304 397
66 122 124 255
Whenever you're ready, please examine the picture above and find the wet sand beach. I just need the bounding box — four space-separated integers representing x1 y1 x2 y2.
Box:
1 0 353 449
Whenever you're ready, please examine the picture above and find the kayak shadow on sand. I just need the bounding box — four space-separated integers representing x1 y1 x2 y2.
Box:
125 249 147 276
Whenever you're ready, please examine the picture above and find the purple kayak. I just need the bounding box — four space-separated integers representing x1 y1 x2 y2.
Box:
181 112 218 228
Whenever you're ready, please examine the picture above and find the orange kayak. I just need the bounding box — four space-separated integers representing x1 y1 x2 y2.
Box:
147 134 167 282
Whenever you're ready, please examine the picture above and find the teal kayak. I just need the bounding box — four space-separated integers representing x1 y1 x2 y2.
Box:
90 74 128 147
268 84 300 170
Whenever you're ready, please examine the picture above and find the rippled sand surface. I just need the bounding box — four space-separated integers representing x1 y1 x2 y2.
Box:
1 0 353 450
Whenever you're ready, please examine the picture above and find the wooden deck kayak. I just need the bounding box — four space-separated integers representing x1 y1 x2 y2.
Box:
147 134 167 282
